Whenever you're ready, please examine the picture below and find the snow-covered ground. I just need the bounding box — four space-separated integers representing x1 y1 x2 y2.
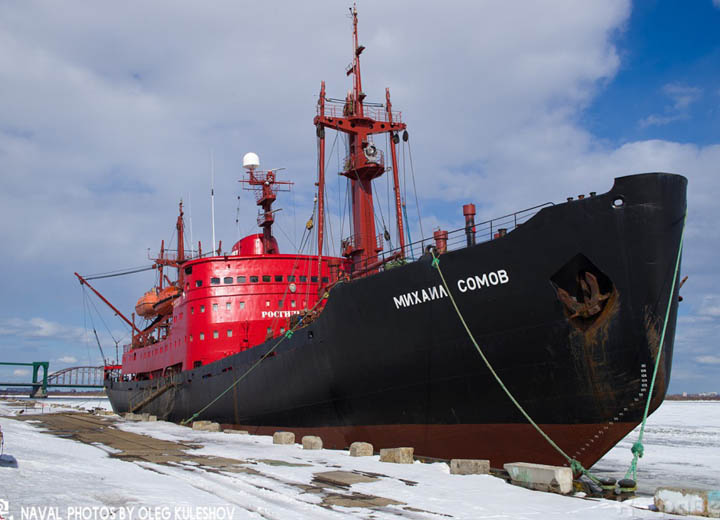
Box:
1 398 717 519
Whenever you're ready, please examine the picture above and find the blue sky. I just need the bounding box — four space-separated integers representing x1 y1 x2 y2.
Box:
583 0 720 146
0 1 718 394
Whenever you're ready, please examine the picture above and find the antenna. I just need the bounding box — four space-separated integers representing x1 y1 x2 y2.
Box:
210 150 216 254
188 192 194 256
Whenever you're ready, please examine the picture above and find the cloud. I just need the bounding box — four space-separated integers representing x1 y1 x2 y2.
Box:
663 84 702 110
714 0 720 9
13 369 30 377
57 356 78 364
638 83 702 127
0 317 85 343
695 356 720 365
699 295 720 317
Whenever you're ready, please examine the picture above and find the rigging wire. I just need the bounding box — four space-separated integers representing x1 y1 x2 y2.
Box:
82 264 156 280
407 139 425 241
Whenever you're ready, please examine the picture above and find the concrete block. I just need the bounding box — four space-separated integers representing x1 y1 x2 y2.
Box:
379 447 414 464
192 420 221 432
504 462 573 495
302 435 323 450
314 471 378 487
224 429 249 435
349 442 373 457
450 459 490 475
147 415 157 422
124 412 142 421
273 431 295 445
655 487 720 518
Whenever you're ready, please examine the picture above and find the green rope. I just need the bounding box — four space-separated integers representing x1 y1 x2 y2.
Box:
624 214 686 481
430 251 600 484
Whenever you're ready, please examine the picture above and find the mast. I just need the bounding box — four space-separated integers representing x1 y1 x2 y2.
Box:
240 153 292 255
314 5 407 274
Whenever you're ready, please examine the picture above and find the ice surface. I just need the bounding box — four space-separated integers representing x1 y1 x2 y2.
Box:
2 398 717 519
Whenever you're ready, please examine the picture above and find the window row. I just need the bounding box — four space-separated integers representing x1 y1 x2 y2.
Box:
190 326 285 341
190 299 303 314
194 275 329 288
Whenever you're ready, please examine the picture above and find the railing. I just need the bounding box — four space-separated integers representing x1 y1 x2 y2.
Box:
341 232 384 254
352 202 554 272
320 99 402 124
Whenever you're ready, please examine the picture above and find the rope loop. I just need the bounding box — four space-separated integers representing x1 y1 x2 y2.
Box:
285 330 294 339
631 441 644 459
431 256 440 269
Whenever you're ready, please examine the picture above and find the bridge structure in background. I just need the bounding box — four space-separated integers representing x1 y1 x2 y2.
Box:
0 362 104 397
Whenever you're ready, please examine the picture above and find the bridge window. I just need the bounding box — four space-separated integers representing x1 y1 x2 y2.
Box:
291 300 296 308
250 276 259 283
200 333 205 340
278 300 283 308
211 277 220 285
267 327 272 335
239 301 245 309
275 275 283 282
200 305 205 313
262 275 271 282
227 329 233 338
311 276 318 283
190 335 193 342
299 276 307 282
226 302 231 310
322 277 329 284
191 307 194 314
213 330 219 339
196 280 203 287
288 275 296 282
224 276 233 284
212 303 218 311
185 266 192 275
280 327 285 334
237 276 246 283
265 300 270 307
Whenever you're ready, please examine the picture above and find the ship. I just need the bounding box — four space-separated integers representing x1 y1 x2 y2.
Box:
77 7 687 471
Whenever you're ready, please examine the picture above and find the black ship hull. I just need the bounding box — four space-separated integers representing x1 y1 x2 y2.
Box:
107 172 687 469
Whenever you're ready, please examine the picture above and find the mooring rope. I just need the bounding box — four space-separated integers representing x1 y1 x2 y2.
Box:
431 210 686 487
430 250 601 483
180 290 332 426
624 213 686 482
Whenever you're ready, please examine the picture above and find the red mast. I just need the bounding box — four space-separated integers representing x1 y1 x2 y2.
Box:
240 153 292 255
314 5 407 275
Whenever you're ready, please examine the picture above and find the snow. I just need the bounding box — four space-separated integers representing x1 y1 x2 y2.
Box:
2 398 718 519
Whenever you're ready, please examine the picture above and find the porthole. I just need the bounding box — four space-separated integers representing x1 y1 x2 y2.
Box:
612 196 625 208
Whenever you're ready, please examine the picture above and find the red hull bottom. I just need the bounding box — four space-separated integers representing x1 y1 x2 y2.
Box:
223 421 636 469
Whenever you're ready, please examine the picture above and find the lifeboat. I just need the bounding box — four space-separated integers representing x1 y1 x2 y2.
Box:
135 289 159 319
153 285 181 315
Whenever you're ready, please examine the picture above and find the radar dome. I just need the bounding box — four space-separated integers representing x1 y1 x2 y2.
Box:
243 152 260 170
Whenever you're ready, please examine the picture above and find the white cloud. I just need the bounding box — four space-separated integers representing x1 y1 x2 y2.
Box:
57 356 78 364
638 83 702 127
0 317 85 343
663 84 702 110
695 356 720 365
13 369 30 377
699 295 720 317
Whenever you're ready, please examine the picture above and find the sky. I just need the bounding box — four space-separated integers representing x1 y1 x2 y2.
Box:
0 1 718 393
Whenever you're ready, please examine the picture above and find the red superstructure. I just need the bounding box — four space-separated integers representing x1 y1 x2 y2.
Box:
77 5 408 381
77 154 344 380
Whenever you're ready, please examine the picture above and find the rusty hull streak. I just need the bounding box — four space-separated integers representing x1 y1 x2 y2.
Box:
643 306 667 409
567 288 621 419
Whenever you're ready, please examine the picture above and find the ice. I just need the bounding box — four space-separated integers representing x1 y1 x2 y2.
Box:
2 398 717 519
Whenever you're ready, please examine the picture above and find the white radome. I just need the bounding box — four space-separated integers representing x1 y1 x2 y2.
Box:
243 152 260 170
